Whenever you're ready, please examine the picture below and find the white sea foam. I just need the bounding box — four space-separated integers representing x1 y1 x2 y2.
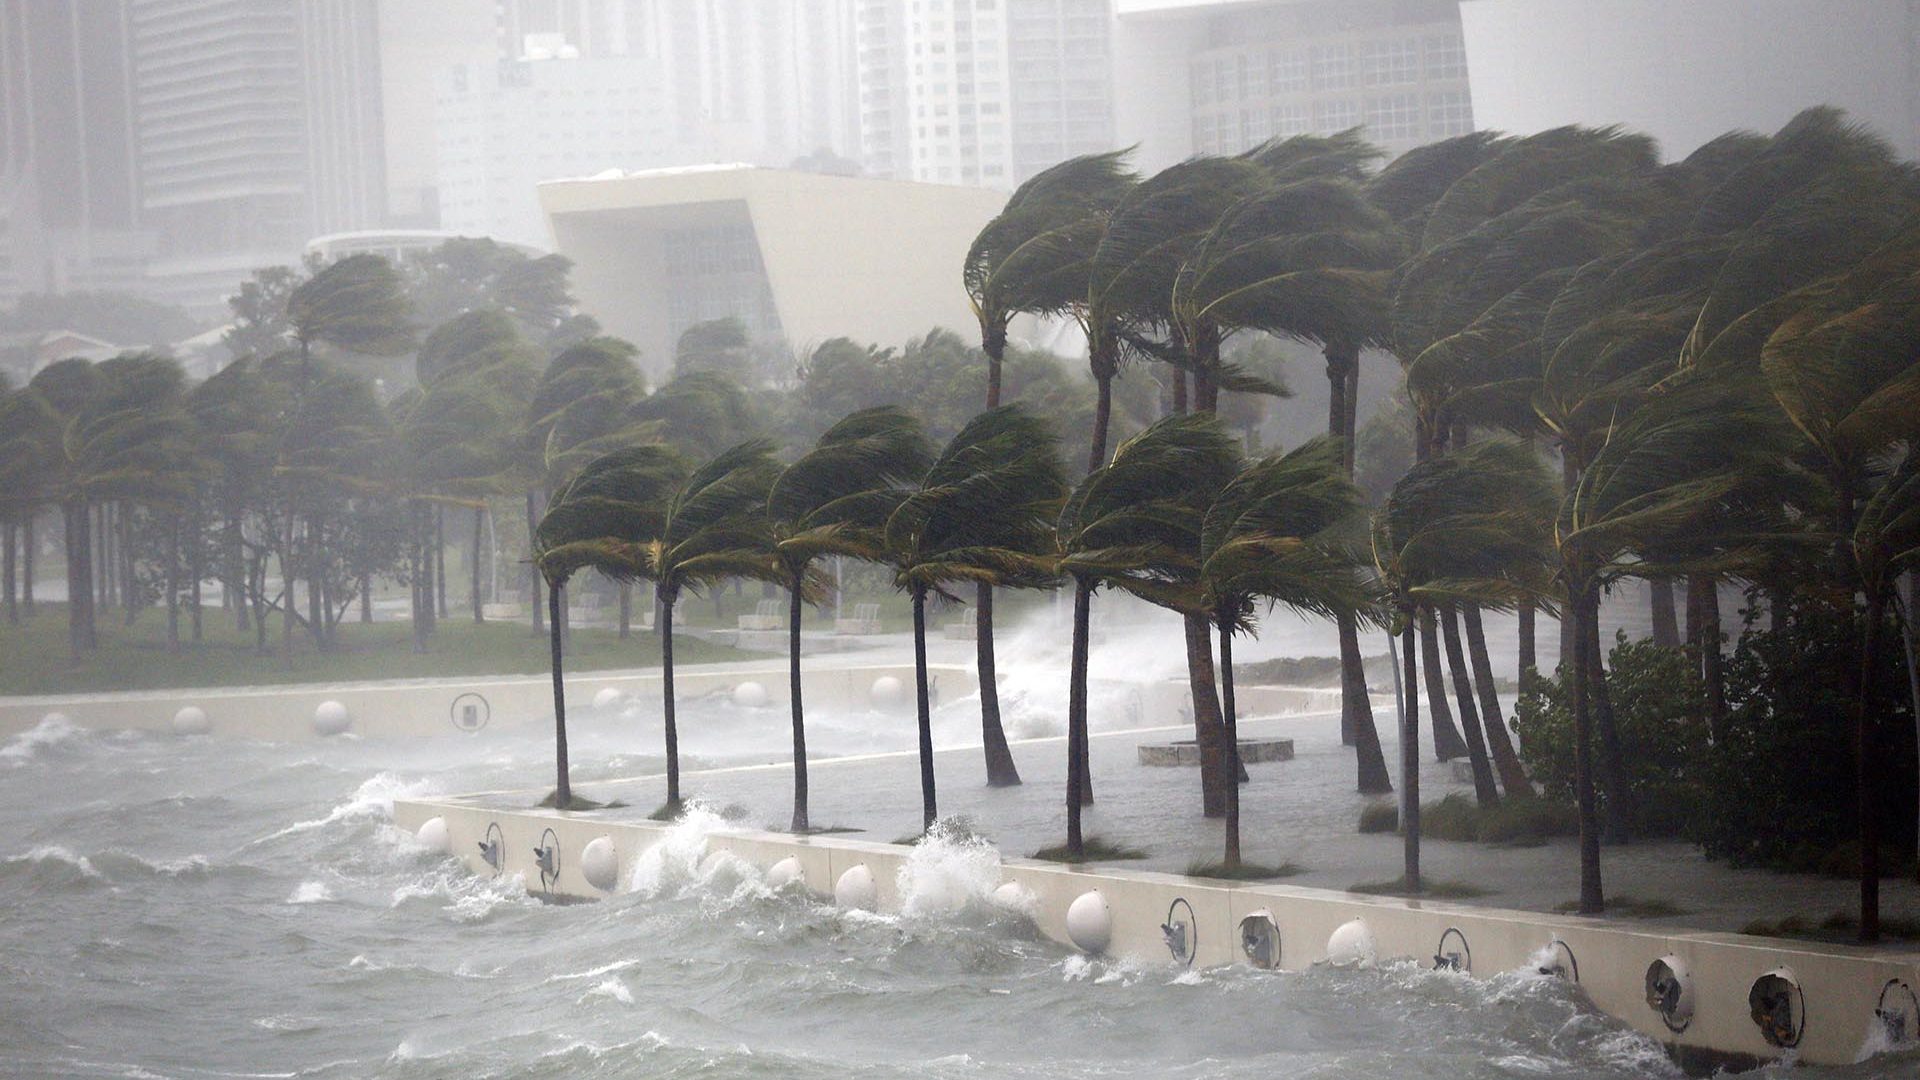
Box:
7 844 101 879
626 802 762 900
580 977 633 1005
0 714 83 765
544 957 644 984
258 772 435 843
286 880 333 904
895 819 1002 917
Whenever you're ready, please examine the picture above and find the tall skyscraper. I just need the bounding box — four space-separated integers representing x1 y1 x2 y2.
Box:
856 0 1113 188
1113 0 1474 173
0 0 152 305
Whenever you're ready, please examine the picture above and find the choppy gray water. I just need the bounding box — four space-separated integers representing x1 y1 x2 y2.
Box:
2 712 1915 1080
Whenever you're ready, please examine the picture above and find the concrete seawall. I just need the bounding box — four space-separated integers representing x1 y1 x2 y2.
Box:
393 796 1920 1072
0 666 1338 742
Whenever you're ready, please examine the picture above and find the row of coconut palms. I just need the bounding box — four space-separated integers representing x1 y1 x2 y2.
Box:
532 401 1374 875
954 106 1918 938
532 105 1919 940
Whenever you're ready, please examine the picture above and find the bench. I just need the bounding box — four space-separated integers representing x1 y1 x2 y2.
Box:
835 601 882 635
738 598 782 631
943 607 978 639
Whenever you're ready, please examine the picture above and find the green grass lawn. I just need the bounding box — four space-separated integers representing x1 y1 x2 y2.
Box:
0 604 769 696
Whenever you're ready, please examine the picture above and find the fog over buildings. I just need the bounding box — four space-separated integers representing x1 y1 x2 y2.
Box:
2 0 1917 332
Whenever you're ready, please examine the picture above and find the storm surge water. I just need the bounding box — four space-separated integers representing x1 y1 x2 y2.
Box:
2 716 1915 1079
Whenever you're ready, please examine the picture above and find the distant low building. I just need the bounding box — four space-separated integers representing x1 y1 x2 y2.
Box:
538 165 1007 379
0 328 121 382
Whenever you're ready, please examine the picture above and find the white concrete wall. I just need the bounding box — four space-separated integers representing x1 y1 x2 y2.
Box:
395 797 1920 1069
0 662 949 742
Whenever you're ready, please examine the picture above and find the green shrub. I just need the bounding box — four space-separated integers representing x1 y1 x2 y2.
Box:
1693 600 1916 870
1358 801 1399 833
1511 633 1708 838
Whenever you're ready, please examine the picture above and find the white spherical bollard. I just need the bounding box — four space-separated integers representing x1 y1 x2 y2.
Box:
170 706 210 736
731 680 769 708
990 880 1034 913
869 675 905 710
580 836 619 891
1066 890 1112 954
766 856 805 890
592 686 625 711
415 816 450 854
1326 918 1376 969
834 864 877 910
312 700 352 737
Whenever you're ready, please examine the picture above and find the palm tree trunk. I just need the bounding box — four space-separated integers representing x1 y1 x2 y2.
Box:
165 514 181 654
528 490 545 637
913 586 938 831
1170 367 1187 415
977 324 1020 789
435 506 448 620
64 500 94 658
1419 606 1468 760
1571 585 1604 914
1351 623 1393 793
1897 573 1920 886
410 512 428 655
1584 599 1633 844
1517 602 1535 682
1856 586 1885 943
1441 603 1499 806
3 521 15 626
1220 612 1242 872
1400 617 1420 892
662 590 681 813
1700 579 1727 743
1066 576 1091 859
471 507 485 623
1649 579 1680 647
618 582 632 639
188 505 203 643
281 511 296 670
548 581 571 810
1463 604 1532 797
1087 371 1114 474
21 514 34 616
789 582 809 833
359 572 371 623
974 584 1022 786
1185 613 1229 818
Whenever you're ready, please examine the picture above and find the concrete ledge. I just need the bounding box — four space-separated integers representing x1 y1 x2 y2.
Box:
392 796 1920 1071
1138 737 1293 766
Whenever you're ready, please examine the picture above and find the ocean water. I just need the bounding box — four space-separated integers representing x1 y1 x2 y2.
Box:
4 710 1918 1080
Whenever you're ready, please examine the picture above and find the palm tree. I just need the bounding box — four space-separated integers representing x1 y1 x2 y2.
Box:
1056 414 1242 857
646 440 783 814
525 336 651 639
883 406 1067 831
1375 440 1558 894
534 445 687 809
1752 222 1920 940
1189 440 1370 870
1175 166 1404 793
965 149 1138 789
766 407 933 832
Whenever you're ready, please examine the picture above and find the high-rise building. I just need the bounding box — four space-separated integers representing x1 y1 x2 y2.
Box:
128 0 391 315
435 0 862 246
1461 0 1920 161
856 0 1113 188
0 0 153 305
1112 0 1474 173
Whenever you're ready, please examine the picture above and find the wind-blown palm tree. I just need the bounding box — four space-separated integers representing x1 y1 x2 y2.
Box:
1375 440 1558 894
766 407 933 832
534 445 687 809
965 149 1138 789
646 440 783 814
1056 414 1242 857
883 406 1067 831
1753 222 1920 940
